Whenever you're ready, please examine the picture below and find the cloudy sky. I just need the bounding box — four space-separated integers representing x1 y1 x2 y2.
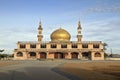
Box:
0 0 120 54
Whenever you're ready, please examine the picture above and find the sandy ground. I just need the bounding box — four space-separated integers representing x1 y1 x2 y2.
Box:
0 60 120 80
59 61 120 80
0 61 20 67
0 61 70 80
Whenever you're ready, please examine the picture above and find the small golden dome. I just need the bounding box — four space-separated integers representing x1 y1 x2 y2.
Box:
51 28 71 41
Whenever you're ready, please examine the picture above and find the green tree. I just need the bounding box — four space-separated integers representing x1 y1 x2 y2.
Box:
104 52 108 58
0 49 5 60
103 43 108 50
0 54 7 60
103 43 108 59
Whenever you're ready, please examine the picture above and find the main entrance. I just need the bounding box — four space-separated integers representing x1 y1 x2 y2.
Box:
54 52 64 59
71 52 78 59
40 52 46 59
29 52 36 58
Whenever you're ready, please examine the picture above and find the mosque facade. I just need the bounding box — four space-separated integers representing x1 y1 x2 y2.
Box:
14 21 104 60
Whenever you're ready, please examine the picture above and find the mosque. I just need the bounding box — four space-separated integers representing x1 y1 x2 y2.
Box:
14 21 104 60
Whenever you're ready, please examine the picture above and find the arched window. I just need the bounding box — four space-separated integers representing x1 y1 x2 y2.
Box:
72 43 77 48
20 44 26 48
51 44 57 48
95 52 101 57
40 43 46 48
61 44 67 48
93 44 99 48
82 44 88 48
71 52 78 59
29 52 36 57
40 52 46 59
17 52 23 57
30 44 36 48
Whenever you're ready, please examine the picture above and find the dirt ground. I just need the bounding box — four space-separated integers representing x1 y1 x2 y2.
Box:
59 61 120 80
0 61 120 80
0 61 19 67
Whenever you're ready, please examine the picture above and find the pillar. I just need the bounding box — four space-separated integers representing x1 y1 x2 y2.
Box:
78 52 82 59
46 51 49 59
67 52 71 59
27 52 30 58
36 52 39 59
101 52 104 60
23 52 27 59
91 52 95 60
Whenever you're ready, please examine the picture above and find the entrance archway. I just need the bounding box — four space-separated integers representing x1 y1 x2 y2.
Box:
16 52 23 57
40 52 46 59
29 52 36 58
95 52 101 57
82 51 91 60
54 52 64 59
71 52 78 59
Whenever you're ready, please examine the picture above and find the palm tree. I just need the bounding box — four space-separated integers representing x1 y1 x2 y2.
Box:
103 43 108 50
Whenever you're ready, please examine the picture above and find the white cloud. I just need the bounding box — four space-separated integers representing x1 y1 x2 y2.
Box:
81 17 120 53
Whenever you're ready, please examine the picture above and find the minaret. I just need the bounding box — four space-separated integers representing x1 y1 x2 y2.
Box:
77 21 82 42
37 21 43 42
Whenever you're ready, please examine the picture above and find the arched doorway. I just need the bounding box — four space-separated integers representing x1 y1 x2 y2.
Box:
29 52 36 58
71 52 78 59
16 52 23 57
40 52 46 59
82 51 91 60
54 52 64 59
95 52 101 57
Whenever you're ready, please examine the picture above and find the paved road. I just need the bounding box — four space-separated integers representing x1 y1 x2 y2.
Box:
0 61 70 80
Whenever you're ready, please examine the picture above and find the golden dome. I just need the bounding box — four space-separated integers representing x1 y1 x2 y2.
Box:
51 28 71 41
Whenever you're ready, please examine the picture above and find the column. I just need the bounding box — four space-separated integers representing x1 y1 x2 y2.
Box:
36 52 39 59
26 44 30 49
91 52 95 60
67 52 71 59
88 43 93 49
27 52 30 58
46 51 49 59
23 52 27 59
36 44 40 49
101 52 104 60
78 52 82 60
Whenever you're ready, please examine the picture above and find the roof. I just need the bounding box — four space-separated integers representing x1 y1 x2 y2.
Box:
18 41 102 44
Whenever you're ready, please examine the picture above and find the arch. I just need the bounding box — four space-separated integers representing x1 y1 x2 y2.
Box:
16 52 23 57
95 52 101 57
82 51 91 60
71 52 78 59
29 52 36 57
54 52 64 59
40 52 46 59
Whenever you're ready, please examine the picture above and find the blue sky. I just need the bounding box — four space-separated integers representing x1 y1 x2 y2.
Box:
0 0 120 54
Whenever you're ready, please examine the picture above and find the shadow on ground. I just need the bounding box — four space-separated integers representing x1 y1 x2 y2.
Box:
51 67 83 80
0 66 72 80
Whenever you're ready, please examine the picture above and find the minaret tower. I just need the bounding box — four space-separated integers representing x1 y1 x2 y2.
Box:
37 21 43 42
77 20 82 42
